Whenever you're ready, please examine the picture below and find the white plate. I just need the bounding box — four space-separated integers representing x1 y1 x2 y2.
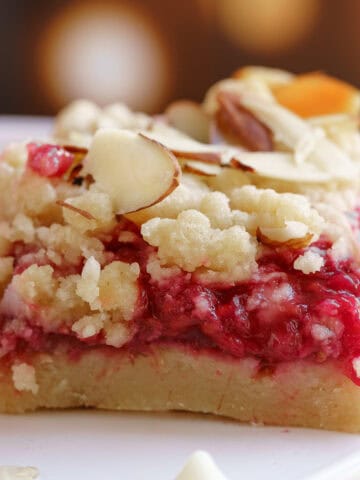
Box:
1 117 360 480
1 411 360 480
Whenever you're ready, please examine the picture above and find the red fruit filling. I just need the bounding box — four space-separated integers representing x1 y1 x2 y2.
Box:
27 143 74 177
1 219 360 384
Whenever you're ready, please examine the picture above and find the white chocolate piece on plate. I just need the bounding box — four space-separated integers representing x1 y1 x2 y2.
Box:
176 451 228 480
0 467 39 480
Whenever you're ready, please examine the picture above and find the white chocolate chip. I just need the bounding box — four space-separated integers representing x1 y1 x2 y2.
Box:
11 363 39 395
0 466 39 480
176 451 228 480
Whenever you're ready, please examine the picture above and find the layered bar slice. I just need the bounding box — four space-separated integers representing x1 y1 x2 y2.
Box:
1 67 360 431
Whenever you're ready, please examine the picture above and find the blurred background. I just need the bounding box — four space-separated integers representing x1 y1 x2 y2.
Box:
0 0 359 116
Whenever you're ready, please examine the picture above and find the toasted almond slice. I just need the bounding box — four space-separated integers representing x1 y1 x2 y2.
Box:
216 91 273 151
62 144 89 155
230 151 329 182
239 93 358 181
257 223 313 249
203 78 274 116
144 124 225 164
143 121 354 182
166 100 210 143
85 129 181 214
144 109 359 183
173 149 223 164
309 112 358 131
209 121 228 145
56 200 96 220
233 66 294 88
274 72 360 118
183 160 222 176
60 144 88 183
229 156 256 173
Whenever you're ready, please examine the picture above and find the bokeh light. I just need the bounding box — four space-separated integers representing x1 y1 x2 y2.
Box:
218 0 320 54
37 2 172 112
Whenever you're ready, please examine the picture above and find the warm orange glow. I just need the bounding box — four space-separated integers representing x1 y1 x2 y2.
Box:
218 0 320 54
274 73 360 117
37 2 172 112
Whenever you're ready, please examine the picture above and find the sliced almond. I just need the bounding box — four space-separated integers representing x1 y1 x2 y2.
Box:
144 124 225 164
173 149 223 164
183 160 222 176
239 93 358 182
62 145 89 155
56 200 96 220
203 78 274 117
257 223 313 249
61 144 88 183
229 157 255 172
232 66 294 88
216 91 273 151
166 100 210 143
308 113 360 143
209 121 228 145
230 151 331 182
143 122 352 182
85 129 181 214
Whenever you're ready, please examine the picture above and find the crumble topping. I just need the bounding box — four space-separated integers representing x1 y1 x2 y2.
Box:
1 67 360 375
199 192 235 229
141 210 257 284
71 311 133 347
97 261 140 317
13 265 56 306
145 253 182 284
11 363 38 395
126 174 209 225
76 256 101 306
54 99 151 147
36 223 106 265
293 250 324 274
72 312 107 339
7 257 140 342
61 191 115 233
1 142 29 169
230 185 323 243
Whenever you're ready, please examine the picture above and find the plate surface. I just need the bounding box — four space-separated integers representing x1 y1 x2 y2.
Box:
1 411 360 480
1 117 360 480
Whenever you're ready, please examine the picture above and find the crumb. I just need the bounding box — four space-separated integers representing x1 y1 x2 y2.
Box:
11 363 39 395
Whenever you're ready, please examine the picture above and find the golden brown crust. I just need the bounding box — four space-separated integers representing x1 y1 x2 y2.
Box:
1 345 360 432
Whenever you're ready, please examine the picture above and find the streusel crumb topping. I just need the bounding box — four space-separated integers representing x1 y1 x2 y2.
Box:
1 67 360 375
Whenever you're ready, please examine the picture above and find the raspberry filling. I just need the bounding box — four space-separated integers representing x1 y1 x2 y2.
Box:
1 219 360 384
139 240 360 372
27 143 74 177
